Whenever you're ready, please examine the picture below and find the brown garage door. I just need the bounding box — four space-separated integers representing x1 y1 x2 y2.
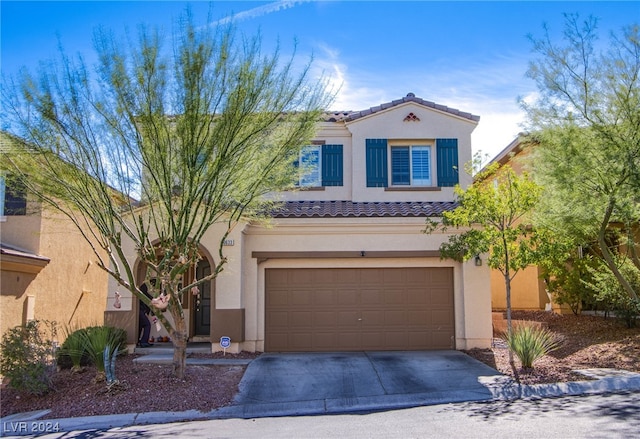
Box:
265 267 454 352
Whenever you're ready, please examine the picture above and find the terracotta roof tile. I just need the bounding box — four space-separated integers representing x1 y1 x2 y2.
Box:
271 200 457 218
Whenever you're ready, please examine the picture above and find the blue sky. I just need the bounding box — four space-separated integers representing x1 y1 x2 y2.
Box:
2 1 638 159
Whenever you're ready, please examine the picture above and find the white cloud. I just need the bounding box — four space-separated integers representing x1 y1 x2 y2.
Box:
212 0 312 26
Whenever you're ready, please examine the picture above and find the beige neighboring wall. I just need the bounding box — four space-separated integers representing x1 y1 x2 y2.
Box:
1 204 109 342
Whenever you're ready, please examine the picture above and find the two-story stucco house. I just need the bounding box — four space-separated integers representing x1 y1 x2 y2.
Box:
105 93 493 353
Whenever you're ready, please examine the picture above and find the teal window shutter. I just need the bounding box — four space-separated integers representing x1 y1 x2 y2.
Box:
436 138 459 187
366 139 388 187
321 144 343 186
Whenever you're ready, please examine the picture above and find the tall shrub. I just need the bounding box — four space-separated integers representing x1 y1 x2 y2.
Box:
0 320 58 395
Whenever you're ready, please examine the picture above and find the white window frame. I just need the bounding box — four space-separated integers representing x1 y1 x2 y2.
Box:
390 144 432 187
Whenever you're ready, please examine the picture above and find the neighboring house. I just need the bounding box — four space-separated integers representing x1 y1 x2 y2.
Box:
105 93 493 353
0 143 109 341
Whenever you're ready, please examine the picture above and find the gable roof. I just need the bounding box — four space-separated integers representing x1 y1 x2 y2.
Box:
321 93 480 123
272 200 457 218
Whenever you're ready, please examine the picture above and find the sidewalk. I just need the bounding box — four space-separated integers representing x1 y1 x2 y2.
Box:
2 354 640 437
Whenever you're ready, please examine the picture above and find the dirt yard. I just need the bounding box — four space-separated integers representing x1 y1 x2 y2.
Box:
2 311 639 419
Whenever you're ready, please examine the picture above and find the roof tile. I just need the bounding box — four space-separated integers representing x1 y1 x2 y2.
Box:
271 200 457 218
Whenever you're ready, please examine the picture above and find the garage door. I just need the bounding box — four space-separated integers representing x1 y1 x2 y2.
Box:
265 267 454 352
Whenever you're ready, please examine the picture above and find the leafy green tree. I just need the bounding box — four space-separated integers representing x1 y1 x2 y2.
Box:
522 14 640 301
426 163 569 365
1 13 330 379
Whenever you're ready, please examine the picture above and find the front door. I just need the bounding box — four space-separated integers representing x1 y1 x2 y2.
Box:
194 260 212 336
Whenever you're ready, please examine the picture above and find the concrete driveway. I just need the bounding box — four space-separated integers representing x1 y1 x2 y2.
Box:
231 351 504 418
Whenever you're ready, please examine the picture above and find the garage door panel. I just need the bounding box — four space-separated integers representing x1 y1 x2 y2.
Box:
290 311 313 327
407 310 430 325
337 311 359 327
432 309 454 326
268 311 289 327
407 288 429 305
314 290 338 306
268 290 289 306
384 289 407 305
265 267 454 352
314 311 337 326
361 289 384 305
338 289 359 305
432 288 453 305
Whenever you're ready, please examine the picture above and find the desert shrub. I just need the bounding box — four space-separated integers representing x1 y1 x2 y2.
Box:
502 322 561 369
81 326 127 377
587 259 640 328
0 320 58 395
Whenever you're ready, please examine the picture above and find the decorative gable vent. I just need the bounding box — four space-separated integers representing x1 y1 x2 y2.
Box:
403 112 420 122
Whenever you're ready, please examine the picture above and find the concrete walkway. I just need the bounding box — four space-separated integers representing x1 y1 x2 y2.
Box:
2 351 640 436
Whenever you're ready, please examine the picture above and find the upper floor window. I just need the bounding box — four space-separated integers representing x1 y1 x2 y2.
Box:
298 145 322 187
296 144 343 188
391 145 432 186
0 174 27 216
366 138 458 188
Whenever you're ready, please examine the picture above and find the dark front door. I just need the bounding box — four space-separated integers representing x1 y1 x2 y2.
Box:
195 260 212 336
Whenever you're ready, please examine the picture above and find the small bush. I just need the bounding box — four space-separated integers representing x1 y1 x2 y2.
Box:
0 320 58 395
587 259 640 328
57 325 89 371
81 326 127 379
502 322 561 369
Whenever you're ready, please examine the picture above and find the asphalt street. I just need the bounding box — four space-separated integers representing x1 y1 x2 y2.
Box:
10 390 639 439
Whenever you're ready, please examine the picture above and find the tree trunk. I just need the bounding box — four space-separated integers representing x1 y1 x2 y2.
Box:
599 198 639 300
505 270 514 365
172 329 188 380
166 294 188 380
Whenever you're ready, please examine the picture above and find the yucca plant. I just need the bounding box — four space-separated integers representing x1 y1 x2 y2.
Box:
80 326 127 381
59 325 87 372
502 322 562 369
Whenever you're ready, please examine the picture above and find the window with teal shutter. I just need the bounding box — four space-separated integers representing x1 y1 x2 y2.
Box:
366 139 388 187
436 138 459 187
322 144 343 186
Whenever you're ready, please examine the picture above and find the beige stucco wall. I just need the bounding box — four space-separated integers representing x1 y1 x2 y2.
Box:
490 265 548 311
1 205 109 342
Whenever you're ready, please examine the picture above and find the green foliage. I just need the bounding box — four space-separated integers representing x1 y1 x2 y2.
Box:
502 323 562 369
58 325 89 371
80 326 127 375
0 320 58 395
586 259 640 328
546 255 599 315
523 15 640 301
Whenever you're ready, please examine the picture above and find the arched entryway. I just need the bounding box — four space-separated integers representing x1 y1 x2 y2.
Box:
133 246 215 343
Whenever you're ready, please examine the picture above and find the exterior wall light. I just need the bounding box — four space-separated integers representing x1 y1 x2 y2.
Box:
474 255 482 266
